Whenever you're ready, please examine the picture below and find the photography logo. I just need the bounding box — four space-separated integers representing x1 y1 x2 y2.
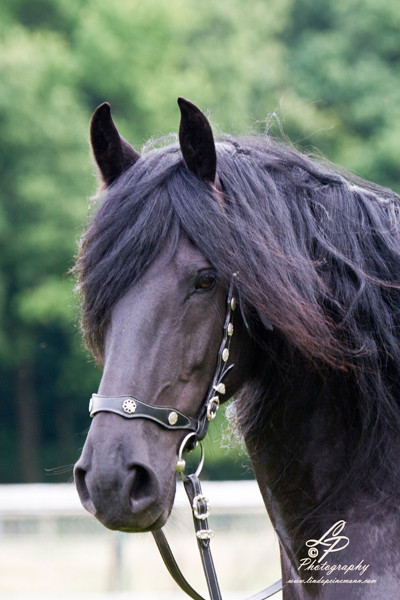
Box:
305 520 349 562
287 520 376 586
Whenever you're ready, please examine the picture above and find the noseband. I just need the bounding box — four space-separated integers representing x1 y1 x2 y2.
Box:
87 275 282 600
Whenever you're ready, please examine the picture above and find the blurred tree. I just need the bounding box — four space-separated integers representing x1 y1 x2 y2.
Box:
70 0 292 143
286 0 400 190
0 23 100 481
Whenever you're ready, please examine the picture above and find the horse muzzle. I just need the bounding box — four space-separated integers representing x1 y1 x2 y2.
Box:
74 415 176 532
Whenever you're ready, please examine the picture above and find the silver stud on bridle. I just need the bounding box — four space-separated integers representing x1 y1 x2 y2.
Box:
168 411 178 425
122 399 137 414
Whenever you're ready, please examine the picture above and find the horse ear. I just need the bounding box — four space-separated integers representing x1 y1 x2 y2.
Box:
177 97 217 184
90 103 140 186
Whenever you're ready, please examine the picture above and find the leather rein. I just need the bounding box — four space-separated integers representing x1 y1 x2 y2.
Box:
88 276 283 600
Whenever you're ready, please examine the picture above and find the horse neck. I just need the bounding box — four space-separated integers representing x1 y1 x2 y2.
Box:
242 364 400 598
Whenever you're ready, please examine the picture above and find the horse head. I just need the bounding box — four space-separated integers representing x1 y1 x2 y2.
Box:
74 99 256 532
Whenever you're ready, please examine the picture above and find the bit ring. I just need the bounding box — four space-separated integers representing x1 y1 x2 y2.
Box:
176 432 205 479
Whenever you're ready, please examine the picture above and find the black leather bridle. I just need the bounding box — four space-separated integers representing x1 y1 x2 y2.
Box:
88 276 283 600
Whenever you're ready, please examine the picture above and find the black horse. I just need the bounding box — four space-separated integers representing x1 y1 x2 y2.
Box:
74 98 400 599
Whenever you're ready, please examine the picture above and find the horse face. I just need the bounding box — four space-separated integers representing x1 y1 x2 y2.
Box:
74 235 249 532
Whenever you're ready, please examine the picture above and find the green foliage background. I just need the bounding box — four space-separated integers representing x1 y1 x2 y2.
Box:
1 0 399 482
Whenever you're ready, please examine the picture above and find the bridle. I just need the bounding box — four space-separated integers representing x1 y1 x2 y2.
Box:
88 275 283 600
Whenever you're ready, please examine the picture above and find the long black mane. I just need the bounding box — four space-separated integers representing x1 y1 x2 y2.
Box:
76 133 400 507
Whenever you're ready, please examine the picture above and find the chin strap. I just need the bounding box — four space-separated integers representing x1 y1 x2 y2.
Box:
153 472 283 600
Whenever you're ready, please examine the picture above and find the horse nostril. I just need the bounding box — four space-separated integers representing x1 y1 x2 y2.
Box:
128 464 159 512
74 465 96 516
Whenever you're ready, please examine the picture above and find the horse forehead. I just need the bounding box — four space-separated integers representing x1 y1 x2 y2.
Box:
171 236 211 271
141 235 211 284
112 237 210 315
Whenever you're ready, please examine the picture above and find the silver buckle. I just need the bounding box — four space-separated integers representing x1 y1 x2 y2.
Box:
192 494 210 520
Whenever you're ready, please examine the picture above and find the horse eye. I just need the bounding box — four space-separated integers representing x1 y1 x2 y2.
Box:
195 272 216 292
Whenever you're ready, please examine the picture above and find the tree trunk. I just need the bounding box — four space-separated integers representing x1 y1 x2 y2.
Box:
15 365 41 482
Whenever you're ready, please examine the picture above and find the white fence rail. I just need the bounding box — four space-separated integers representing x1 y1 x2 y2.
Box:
0 480 266 516
0 482 282 600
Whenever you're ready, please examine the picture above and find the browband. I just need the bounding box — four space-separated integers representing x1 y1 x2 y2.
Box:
89 394 198 431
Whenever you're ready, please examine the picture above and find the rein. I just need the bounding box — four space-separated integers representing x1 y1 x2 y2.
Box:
88 276 283 600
